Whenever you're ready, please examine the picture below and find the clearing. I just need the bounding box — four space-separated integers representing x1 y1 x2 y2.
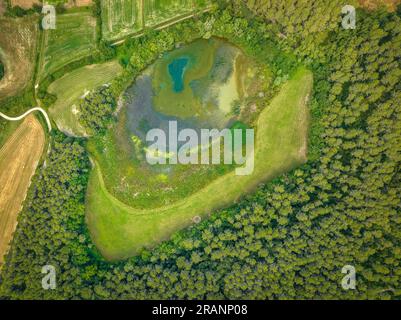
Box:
0 114 45 266
47 61 123 136
86 67 313 261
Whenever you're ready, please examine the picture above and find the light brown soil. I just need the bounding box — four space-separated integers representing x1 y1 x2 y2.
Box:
10 0 40 9
0 0 6 17
0 115 45 266
358 0 401 11
75 0 93 7
65 0 93 8
0 16 38 101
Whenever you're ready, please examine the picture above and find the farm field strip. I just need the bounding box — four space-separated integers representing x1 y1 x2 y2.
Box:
0 115 45 266
102 0 143 41
86 67 313 261
38 11 97 80
102 0 212 41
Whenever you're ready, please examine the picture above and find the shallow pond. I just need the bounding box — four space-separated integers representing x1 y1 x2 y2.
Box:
92 37 263 208
124 37 249 146
168 57 189 92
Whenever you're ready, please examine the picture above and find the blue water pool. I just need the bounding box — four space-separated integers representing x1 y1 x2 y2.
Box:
168 57 189 92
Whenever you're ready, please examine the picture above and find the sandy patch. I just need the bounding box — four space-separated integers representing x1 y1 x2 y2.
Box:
65 0 93 8
10 0 40 9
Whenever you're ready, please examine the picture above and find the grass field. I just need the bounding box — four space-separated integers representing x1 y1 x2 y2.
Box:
0 115 45 266
0 15 38 100
38 11 97 80
47 61 123 136
86 67 313 261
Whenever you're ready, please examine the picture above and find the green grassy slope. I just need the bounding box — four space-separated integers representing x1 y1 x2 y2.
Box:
86 67 313 261
48 61 123 136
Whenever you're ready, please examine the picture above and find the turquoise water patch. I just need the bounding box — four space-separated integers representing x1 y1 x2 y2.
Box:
168 57 189 92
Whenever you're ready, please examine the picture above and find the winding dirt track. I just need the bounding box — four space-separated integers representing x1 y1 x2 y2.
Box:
0 115 45 265
0 107 52 132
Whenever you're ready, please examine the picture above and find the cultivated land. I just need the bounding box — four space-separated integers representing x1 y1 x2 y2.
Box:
0 15 38 100
144 0 201 28
38 11 97 80
86 67 313 261
0 120 19 149
47 61 123 136
101 0 143 41
102 0 212 41
0 114 45 266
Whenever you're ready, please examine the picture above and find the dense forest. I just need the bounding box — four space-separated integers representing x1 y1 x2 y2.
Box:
0 0 400 299
78 87 117 135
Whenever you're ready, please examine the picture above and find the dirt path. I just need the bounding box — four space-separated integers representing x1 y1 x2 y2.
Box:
0 107 52 132
0 115 45 266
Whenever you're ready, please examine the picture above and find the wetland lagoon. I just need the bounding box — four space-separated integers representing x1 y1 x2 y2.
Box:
89 37 263 208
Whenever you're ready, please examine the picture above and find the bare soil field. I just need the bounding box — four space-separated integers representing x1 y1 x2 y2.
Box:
66 0 93 7
0 15 38 101
0 115 45 266
75 0 92 6
10 0 40 9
